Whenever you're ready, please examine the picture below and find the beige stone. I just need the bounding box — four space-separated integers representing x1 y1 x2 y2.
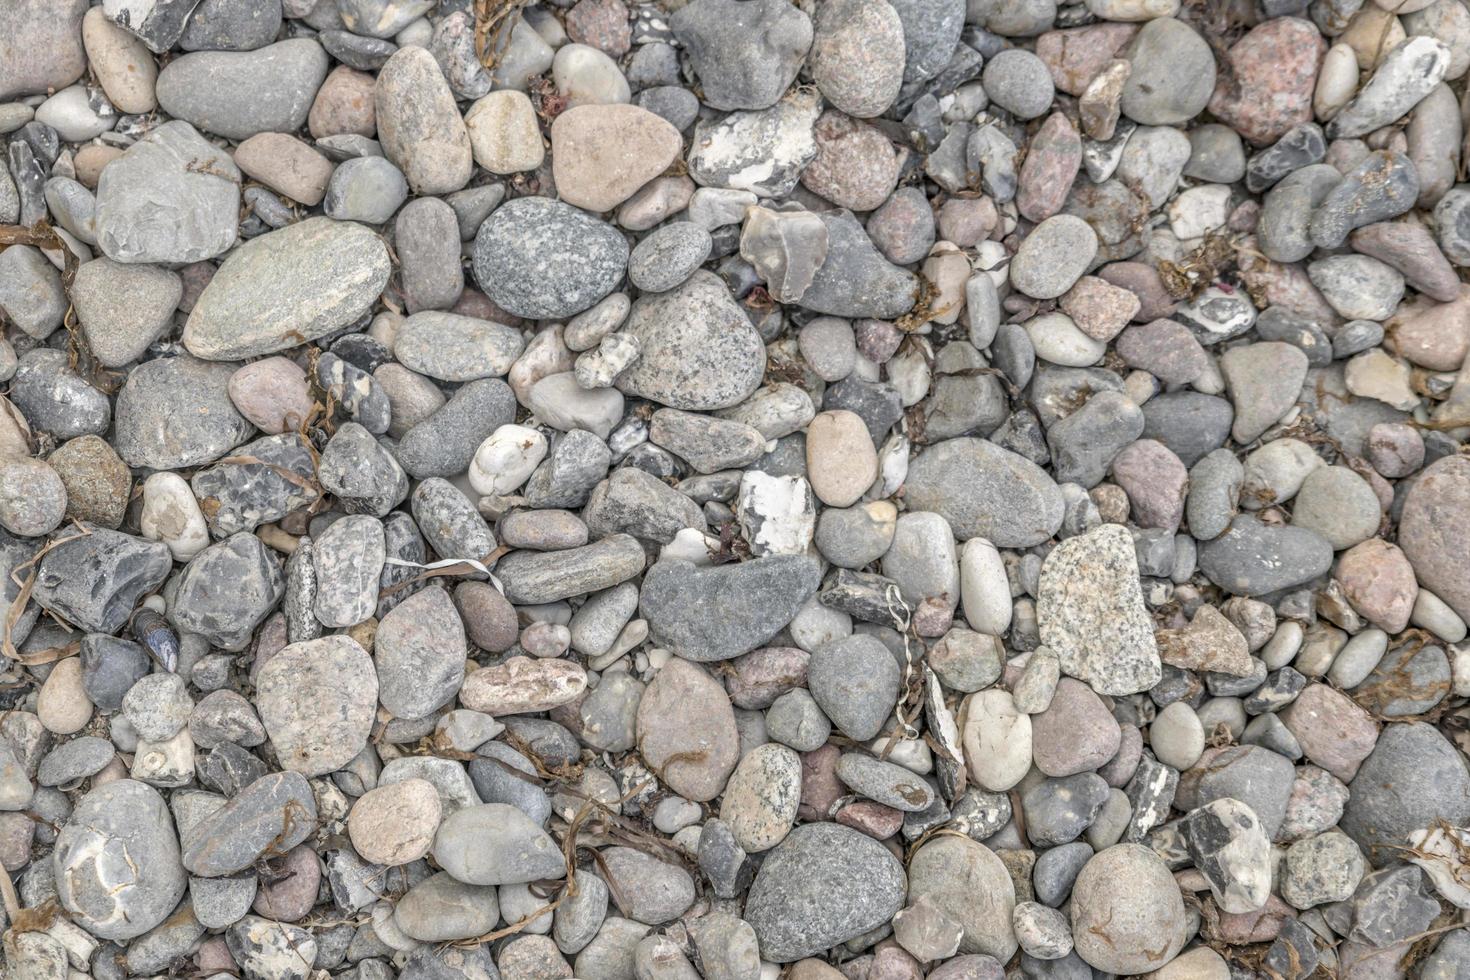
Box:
74 144 125 189
805 410 877 507
309 65 377 139
234 133 335 206
37 658 93 735
349 778 443 866
82 7 157 114
459 656 587 716
550 104 682 213
465 90 545 174
636 658 740 802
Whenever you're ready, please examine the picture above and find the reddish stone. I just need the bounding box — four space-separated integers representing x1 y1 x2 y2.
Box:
1204 893 1294 944
1208 17 1326 145
855 318 904 363
726 647 810 709
1096 261 1175 322
196 937 237 974
1059 275 1139 341
1016 112 1081 223
836 799 904 839
1335 538 1418 634
870 944 924 980
1236 245 1342 326
1035 23 1138 96
1110 439 1188 531
799 743 843 821
800 110 903 212
566 0 631 57
252 844 322 922
1280 683 1379 783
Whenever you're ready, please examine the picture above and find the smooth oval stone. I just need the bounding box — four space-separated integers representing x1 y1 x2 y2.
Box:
908 836 1018 960
156 38 330 140
394 311 525 382
636 658 741 802
395 871 501 942
744 823 907 961
903 438 1064 547
472 196 628 319
808 634 901 742
375 44 473 194
1399 455 1470 624
375 585 467 721
184 217 391 360
616 271 767 411
1198 515 1334 597
1070 844 1187 973
54 780 187 940
434 802 567 885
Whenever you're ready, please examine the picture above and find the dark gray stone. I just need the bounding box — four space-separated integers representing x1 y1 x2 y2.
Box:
640 556 823 662
32 527 172 635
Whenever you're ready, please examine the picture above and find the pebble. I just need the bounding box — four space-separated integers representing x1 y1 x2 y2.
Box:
375 45 472 194
1009 215 1099 299
95 120 240 265
55 780 187 940
256 636 377 776
156 39 328 141
744 823 907 961
185 217 391 359
552 104 682 212
473 197 628 320
3 1 1468 973
809 0 905 118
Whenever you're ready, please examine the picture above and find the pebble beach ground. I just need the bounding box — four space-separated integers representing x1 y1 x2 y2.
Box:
2 0 1470 978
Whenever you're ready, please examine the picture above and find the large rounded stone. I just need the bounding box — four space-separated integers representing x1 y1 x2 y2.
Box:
53 780 187 941
551 104 683 212
1399 455 1470 623
1340 722 1470 865
1070 844 1188 974
616 271 767 410
472 197 628 319
907 836 1017 961
184 217 391 360
635 658 741 802
374 45 473 194
256 635 378 777
744 823 907 961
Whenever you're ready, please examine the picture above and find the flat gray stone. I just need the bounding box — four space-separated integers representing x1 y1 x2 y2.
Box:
94 120 241 265
903 438 1064 547
640 556 823 662
156 38 330 140
497 534 647 604
183 217 391 360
